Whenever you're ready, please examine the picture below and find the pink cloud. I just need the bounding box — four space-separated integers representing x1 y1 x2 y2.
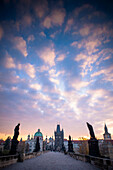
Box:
38 47 56 67
21 15 32 27
79 24 93 36
29 83 41 91
0 26 4 40
4 52 16 69
56 54 66 62
74 4 93 17
71 78 91 90
43 8 66 28
91 65 113 82
27 35 35 42
64 18 74 32
13 36 28 57
40 31 46 37
24 63 36 78
34 0 48 18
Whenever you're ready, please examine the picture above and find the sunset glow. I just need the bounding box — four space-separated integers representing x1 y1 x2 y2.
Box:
0 0 113 141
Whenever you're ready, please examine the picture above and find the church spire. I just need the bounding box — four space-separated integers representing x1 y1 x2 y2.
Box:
105 124 108 134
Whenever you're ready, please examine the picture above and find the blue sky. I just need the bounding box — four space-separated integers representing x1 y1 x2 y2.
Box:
0 0 113 140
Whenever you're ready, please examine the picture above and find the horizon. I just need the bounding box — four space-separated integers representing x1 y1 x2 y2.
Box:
0 0 113 141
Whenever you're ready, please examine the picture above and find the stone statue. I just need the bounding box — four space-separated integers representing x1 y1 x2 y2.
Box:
68 135 73 152
13 123 20 140
10 123 20 155
86 122 100 157
86 122 95 139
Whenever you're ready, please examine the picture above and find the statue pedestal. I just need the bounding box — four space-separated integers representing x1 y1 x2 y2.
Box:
10 139 19 155
88 139 100 157
68 142 73 152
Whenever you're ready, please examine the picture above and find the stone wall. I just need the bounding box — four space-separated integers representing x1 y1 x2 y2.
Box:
68 152 113 170
0 151 48 168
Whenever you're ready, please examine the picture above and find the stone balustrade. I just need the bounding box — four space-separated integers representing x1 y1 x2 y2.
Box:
0 154 18 168
0 151 49 168
68 152 113 169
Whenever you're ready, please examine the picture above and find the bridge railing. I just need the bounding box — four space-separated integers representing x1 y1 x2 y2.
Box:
68 152 113 169
0 154 18 168
0 151 46 168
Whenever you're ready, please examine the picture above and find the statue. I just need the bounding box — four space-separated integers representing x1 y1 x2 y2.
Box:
86 122 95 139
86 122 100 157
10 123 20 155
13 123 20 140
68 135 73 152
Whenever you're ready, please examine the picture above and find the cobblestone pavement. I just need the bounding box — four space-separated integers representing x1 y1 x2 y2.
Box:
2 152 100 170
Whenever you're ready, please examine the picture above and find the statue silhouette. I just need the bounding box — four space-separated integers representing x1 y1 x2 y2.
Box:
86 122 95 139
10 123 20 155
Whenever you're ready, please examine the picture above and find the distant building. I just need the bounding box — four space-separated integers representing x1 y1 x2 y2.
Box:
99 124 113 159
25 129 43 153
103 124 111 140
0 140 5 153
54 124 64 151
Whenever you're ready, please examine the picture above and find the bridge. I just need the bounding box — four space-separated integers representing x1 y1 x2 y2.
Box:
1 152 99 170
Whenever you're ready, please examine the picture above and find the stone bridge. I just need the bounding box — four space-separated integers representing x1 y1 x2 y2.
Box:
1 152 100 170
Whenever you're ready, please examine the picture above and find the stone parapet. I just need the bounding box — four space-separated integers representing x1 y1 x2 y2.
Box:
68 152 113 169
0 151 49 168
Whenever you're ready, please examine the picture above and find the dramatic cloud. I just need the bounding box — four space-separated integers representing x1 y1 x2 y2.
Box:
4 52 16 69
34 0 48 18
13 37 28 57
64 18 74 32
0 0 113 140
43 8 66 28
24 63 36 78
38 47 56 67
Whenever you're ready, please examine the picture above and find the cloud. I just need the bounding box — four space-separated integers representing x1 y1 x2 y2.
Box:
21 15 32 27
40 32 46 37
29 83 41 91
0 26 4 40
71 41 78 47
79 24 93 36
74 4 93 17
4 52 16 69
64 18 74 33
91 65 113 82
27 35 35 42
0 71 20 84
74 53 99 77
34 0 48 18
13 36 28 57
71 78 91 90
56 54 66 62
49 78 60 85
43 8 66 28
24 63 36 78
38 65 49 72
38 47 56 67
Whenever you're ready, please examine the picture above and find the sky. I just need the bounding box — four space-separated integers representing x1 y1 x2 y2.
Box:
0 0 113 141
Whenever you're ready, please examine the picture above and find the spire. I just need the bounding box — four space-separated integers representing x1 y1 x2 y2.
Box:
57 124 60 132
105 124 108 134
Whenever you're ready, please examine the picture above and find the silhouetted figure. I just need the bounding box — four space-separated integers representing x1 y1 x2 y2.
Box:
86 122 100 157
10 123 20 155
87 122 95 139
34 137 40 152
68 135 73 152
